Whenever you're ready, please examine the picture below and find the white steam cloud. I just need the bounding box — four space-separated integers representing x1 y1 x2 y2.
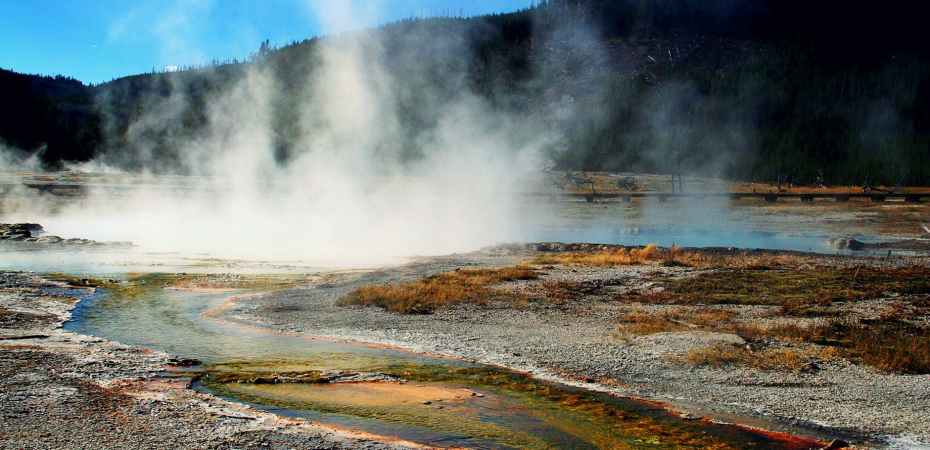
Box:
0 142 42 172
3 3 557 266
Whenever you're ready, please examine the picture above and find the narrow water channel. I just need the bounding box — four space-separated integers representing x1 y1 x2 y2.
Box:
63 278 822 449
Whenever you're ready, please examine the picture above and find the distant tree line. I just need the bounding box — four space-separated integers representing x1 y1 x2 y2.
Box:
1 0 928 185
0 69 101 163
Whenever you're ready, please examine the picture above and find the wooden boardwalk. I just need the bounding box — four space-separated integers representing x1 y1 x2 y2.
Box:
4 183 929 203
546 192 929 203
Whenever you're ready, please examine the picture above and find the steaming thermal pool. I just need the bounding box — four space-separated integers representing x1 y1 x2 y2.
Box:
58 275 821 449
4 174 909 447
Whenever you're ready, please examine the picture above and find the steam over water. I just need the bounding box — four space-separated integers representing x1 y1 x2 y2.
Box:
0 188 849 275
1 1 550 265
0 3 869 268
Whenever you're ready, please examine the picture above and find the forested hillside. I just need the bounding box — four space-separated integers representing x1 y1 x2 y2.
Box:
3 0 929 184
0 69 101 163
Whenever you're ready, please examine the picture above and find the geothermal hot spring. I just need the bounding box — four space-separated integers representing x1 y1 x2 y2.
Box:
0 171 861 449
57 275 823 449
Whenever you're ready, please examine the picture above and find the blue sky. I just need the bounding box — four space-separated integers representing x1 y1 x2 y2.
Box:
0 0 535 84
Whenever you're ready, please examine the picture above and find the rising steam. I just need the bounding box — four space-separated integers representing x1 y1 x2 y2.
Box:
2 3 557 265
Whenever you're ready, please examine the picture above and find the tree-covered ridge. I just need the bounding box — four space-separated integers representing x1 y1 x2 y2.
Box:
0 68 101 163
2 0 929 184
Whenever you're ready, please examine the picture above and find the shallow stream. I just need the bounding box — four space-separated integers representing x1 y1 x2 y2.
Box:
61 279 822 449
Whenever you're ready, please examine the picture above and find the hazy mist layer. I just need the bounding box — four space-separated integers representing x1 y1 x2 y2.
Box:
2 2 560 265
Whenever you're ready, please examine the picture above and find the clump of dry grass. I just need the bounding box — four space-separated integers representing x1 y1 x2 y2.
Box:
618 310 689 335
731 319 930 374
622 308 930 374
625 266 930 310
810 320 930 374
539 279 622 303
540 280 585 303
532 245 814 270
678 308 738 326
725 321 831 343
617 307 738 336
533 244 665 266
730 181 930 195
614 263 930 374
852 324 930 374
682 343 838 372
339 267 537 314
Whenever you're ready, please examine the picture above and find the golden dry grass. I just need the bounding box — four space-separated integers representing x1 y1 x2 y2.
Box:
533 244 664 266
731 181 930 195
677 252 816 270
715 319 930 374
617 310 688 335
852 324 930 374
617 307 738 336
540 280 585 302
339 267 538 314
627 266 930 311
682 343 839 372
532 245 815 270
619 306 930 374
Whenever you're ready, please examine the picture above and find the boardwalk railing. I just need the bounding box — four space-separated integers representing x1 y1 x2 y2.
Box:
5 182 929 204
534 192 928 203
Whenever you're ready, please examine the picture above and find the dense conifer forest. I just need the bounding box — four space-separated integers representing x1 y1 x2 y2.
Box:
2 0 929 184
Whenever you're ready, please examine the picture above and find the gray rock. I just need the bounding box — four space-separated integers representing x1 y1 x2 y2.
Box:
828 238 866 251
0 223 44 238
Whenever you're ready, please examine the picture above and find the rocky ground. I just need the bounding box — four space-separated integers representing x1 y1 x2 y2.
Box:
0 271 411 450
0 223 129 247
225 246 930 449
3 236 928 449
